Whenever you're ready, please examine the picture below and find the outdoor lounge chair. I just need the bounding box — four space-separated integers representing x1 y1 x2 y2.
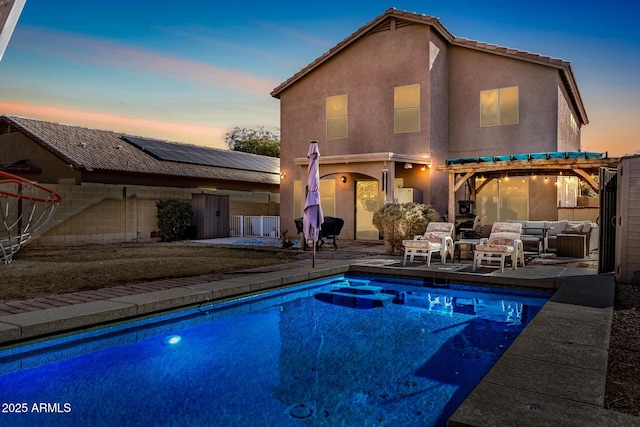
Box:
459 215 487 239
473 222 525 273
402 222 454 266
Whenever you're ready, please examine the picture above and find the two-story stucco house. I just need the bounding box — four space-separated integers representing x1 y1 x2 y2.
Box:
271 8 589 241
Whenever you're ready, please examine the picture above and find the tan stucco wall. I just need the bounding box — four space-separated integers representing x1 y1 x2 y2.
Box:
448 46 562 157
279 23 435 237
277 21 586 237
557 86 581 151
427 32 450 215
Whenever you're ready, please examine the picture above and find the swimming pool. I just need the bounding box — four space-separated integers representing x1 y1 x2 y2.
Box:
0 274 550 426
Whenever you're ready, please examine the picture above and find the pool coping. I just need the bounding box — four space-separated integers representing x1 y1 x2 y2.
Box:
0 256 637 425
447 273 640 426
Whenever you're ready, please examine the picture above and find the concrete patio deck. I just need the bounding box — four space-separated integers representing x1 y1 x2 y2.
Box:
0 239 637 425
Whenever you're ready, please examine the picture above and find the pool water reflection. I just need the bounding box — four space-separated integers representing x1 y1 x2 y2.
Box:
0 274 550 426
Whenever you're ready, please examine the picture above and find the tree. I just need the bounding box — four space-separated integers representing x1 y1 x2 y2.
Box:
224 126 280 158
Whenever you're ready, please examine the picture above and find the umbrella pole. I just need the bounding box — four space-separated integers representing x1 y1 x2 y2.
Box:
312 239 316 268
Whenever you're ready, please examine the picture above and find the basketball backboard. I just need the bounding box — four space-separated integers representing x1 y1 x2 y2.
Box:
0 0 26 61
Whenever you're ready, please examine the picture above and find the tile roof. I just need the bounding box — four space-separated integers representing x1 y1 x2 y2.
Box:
0 115 280 185
271 8 587 125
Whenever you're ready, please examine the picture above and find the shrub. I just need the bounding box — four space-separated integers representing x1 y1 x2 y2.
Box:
372 203 440 255
156 200 193 242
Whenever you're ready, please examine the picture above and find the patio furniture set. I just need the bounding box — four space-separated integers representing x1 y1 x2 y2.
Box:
402 217 598 273
506 219 598 258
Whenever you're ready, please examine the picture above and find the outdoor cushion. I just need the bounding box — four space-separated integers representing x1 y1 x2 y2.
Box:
524 221 545 235
428 222 455 233
486 232 519 246
569 223 583 232
413 231 451 244
474 243 514 254
490 222 522 234
403 239 440 249
545 220 568 236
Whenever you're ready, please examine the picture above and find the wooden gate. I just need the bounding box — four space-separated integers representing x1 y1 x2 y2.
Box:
192 194 229 239
598 167 617 274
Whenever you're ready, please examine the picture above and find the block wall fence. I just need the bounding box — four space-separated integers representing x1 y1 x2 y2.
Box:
30 183 279 247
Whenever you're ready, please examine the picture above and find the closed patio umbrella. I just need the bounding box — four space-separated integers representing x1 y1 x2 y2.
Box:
303 140 324 267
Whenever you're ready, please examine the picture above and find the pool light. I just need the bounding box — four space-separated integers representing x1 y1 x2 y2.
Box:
163 335 182 346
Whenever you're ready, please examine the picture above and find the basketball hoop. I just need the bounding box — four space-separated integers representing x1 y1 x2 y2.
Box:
0 171 62 264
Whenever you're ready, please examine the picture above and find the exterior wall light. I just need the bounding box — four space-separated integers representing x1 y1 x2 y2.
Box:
280 172 286 180
340 176 347 183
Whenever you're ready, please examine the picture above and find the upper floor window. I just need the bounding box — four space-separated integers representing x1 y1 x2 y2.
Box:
480 86 518 126
394 84 420 133
570 112 578 133
326 95 348 139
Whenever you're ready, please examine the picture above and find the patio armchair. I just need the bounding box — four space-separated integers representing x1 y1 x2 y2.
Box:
473 222 525 273
402 222 455 266
459 215 487 239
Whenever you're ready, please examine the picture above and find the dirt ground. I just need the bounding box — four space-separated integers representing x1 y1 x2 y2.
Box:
1 242 638 417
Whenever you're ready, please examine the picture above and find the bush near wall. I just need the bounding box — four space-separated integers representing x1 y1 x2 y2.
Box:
372 203 440 255
156 200 193 242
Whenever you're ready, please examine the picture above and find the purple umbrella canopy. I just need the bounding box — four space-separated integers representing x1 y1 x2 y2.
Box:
303 141 324 247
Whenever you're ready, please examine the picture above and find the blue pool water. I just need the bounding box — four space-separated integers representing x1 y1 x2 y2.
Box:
0 274 550 426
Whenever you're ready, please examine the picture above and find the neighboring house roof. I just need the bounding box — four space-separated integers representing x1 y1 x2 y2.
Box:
0 115 280 185
271 7 588 125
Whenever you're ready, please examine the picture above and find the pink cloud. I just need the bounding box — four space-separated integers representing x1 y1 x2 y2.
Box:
0 101 228 149
15 27 279 98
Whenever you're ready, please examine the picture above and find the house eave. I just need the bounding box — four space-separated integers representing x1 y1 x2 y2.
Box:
294 152 431 167
271 8 588 127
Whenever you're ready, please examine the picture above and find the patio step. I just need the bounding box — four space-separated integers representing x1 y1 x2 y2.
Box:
315 285 395 309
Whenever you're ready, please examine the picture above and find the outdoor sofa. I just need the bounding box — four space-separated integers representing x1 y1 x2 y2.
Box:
507 219 598 253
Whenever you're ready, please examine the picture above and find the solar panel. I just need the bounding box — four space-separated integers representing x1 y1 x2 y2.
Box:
122 135 279 174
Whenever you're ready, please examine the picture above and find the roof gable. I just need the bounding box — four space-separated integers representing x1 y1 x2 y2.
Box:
271 8 587 125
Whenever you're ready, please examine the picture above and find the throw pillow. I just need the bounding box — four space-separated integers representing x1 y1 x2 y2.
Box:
570 224 583 232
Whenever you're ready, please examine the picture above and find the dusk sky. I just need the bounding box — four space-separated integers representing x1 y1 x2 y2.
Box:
1 0 638 156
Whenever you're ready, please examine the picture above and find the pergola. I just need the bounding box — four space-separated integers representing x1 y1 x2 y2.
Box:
435 152 620 226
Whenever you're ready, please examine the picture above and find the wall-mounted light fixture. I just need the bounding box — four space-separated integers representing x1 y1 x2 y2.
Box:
340 176 347 183
381 163 389 195
421 165 426 172
404 163 413 169
280 172 286 180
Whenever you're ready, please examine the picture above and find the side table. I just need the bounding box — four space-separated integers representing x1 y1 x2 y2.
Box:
454 239 481 262
556 234 587 258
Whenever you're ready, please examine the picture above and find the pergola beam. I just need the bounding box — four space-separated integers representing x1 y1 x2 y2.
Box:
437 156 620 227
